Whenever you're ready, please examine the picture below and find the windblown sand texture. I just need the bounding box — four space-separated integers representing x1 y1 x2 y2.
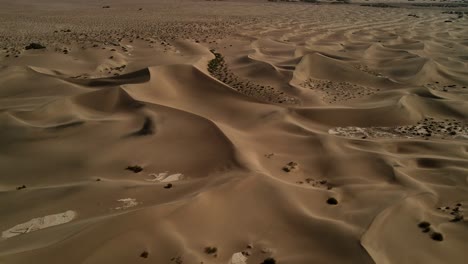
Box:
0 0 467 263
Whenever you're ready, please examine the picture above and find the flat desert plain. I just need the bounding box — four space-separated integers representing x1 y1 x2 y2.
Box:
0 0 467 263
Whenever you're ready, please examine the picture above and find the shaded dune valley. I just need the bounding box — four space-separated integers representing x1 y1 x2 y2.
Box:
0 1 467 264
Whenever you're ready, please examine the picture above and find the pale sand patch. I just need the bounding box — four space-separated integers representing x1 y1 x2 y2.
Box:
1 210 76 239
229 252 248 264
115 198 139 210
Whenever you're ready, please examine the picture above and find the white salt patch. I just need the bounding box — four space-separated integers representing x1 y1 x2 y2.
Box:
161 173 183 182
146 172 184 182
115 198 138 210
146 172 168 182
2 210 76 239
229 252 248 264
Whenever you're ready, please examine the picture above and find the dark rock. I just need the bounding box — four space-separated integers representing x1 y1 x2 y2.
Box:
140 251 149 258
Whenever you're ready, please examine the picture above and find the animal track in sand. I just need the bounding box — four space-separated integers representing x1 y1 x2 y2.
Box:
329 118 468 140
301 78 378 104
208 50 298 105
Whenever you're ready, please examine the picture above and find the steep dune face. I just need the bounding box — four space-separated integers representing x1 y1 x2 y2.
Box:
1 1 468 264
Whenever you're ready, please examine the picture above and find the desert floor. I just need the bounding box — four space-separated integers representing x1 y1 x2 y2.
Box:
0 1 467 263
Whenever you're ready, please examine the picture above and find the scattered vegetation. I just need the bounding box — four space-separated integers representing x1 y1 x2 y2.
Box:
204 246 218 254
333 0 350 4
208 50 223 75
417 220 445 241
417 221 431 233
170 256 183 264
360 3 397 8
301 178 332 190
431 232 444 241
261 257 277 264
282 162 298 172
126 165 143 173
437 202 465 223
268 0 317 3
418 221 430 229
207 50 297 104
301 78 378 104
326 198 338 205
329 118 468 141
25 43 46 50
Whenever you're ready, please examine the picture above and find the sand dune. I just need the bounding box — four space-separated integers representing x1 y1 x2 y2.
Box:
0 1 467 264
